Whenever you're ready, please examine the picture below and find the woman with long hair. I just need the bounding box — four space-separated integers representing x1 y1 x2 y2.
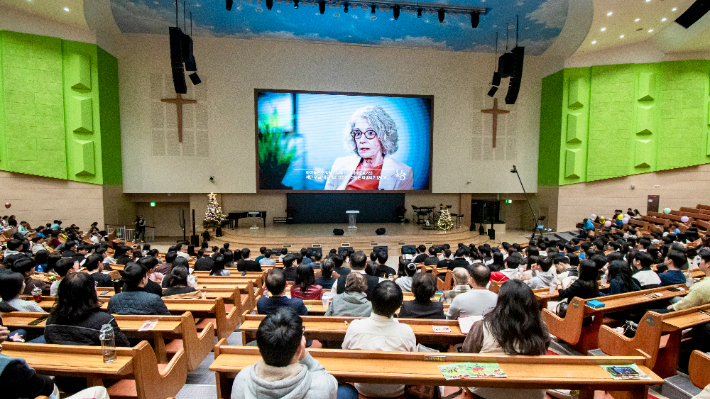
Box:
315 258 336 290
164 265 196 296
558 259 600 300
462 279 550 399
607 260 641 295
291 264 322 300
210 255 230 276
45 272 130 346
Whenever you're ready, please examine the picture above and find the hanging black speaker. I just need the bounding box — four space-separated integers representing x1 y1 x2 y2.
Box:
169 27 184 67
676 0 710 28
171 67 187 94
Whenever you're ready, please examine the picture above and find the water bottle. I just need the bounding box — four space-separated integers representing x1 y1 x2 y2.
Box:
686 271 694 288
35 264 44 273
113 279 122 294
600 274 608 287
100 324 117 363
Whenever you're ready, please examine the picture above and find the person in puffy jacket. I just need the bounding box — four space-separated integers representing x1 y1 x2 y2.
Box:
45 272 130 347
107 263 169 316
231 307 337 399
325 272 371 317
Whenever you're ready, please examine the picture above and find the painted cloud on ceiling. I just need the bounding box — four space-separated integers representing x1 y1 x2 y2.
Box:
110 0 569 56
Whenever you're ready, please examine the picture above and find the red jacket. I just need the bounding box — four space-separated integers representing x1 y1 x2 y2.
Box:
490 271 509 282
290 284 323 300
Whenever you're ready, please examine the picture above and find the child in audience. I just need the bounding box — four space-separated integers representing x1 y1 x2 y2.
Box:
399 273 445 319
291 265 323 300
45 272 130 346
0 271 46 313
462 280 550 399
50 258 80 296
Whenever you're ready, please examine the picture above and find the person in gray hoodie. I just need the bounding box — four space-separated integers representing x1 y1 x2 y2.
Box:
231 307 337 399
325 272 372 317
526 256 557 289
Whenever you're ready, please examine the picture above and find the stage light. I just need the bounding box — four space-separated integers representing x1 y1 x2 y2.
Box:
319 0 325 14
371 4 376 14
266 0 273 10
294 0 299 9
471 12 479 28
393 5 400 20
487 86 498 97
417 8 422 18
510 165 517 173
438 9 445 23
343 3 348 12
226 0 233 11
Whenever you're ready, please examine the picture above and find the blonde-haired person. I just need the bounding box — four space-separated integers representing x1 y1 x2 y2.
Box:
324 106 413 190
325 272 372 317
439 268 471 304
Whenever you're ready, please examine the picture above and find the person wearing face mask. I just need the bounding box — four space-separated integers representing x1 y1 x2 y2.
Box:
324 106 413 190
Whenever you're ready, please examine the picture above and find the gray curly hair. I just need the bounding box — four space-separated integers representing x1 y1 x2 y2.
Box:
344 106 399 156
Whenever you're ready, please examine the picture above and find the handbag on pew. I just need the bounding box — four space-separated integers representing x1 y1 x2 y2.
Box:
556 300 568 318
621 320 638 338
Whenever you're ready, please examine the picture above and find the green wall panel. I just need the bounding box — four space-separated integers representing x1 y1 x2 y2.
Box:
539 60 710 186
0 31 121 185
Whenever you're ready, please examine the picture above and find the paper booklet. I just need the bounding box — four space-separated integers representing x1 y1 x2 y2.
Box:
438 363 507 380
457 315 483 334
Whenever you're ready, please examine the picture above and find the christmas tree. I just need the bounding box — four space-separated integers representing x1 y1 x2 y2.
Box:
203 193 226 229
437 208 454 233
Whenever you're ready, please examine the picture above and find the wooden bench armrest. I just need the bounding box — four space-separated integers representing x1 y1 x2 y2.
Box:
541 298 585 345
689 350 710 389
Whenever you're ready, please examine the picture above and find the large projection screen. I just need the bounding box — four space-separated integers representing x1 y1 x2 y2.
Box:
256 90 432 192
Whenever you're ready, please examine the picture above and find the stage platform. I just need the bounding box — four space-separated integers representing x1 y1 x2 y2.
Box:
204 223 523 255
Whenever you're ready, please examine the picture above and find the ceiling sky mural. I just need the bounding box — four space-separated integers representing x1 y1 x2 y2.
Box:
110 0 569 55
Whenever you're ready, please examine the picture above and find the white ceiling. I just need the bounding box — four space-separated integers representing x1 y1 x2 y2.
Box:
573 0 700 56
0 0 89 29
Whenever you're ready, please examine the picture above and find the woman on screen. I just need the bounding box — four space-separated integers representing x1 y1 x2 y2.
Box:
324 106 413 190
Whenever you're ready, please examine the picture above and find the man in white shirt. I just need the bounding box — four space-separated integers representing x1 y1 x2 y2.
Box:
632 251 661 288
447 264 498 319
175 243 191 260
342 280 416 398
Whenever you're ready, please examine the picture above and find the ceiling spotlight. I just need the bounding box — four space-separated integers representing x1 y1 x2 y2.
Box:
319 0 325 14
672 7 677 11
266 0 273 10
620 34 625 38
592 40 597 44
471 12 479 28
601 27 606 31
635 18 640 22
294 0 299 9
648 28 653 32
343 3 348 12
417 7 422 18
393 5 400 20
607 11 613 16
371 4 376 14
63 7 69 11
438 9 445 23
661 17 667 21
226 0 233 11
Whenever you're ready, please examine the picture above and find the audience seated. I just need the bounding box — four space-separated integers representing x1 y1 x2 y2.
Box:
237 248 262 272
193 249 214 271
557 259 600 300
45 272 130 346
230 307 337 399
334 251 380 300
398 272 445 319
259 249 276 267
134 256 164 296
291 265 323 300
341 280 415 399
526 256 557 289
0 271 45 313
423 246 439 266
331 254 350 278
325 272 371 317
606 259 641 295
164 265 197 296
156 251 176 275
452 248 470 271
447 264 497 319
462 279 550 399
371 251 396 278
412 244 428 264
670 249 710 311
257 269 308 316
659 250 687 286
107 263 170 315
395 261 417 292
439 267 471 304
315 259 336 290
84 254 112 288
49 258 80 296
437 249 455 270
210 255 231 276
10 257 49 296
281 254 298 282
632 251 661 288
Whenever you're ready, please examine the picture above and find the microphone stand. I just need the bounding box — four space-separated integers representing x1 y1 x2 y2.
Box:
511 165 543 239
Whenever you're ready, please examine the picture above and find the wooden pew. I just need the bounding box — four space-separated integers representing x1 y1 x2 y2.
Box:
1 311 214 372
598 303 710 378
542 284 688 353
689 350 710 392
0 341 186 399
210 342 663 399
640 215 671 229
239 314 463 345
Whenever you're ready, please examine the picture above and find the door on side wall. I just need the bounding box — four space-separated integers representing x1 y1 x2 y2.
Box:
647 195 659 213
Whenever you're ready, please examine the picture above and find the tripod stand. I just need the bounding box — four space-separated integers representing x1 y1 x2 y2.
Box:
510 165 544 239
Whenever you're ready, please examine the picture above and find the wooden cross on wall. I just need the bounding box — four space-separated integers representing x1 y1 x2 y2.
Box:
480 98 510 148
161 93 197 143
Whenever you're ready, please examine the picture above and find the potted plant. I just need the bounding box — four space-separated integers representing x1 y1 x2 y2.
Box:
285 205 297 224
